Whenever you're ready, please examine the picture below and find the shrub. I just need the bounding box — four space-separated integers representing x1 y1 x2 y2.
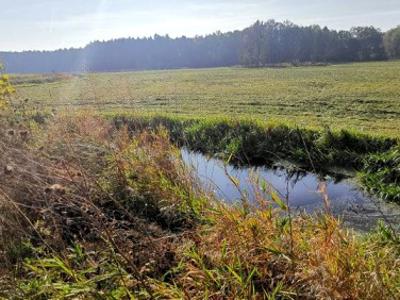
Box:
0 65 14 109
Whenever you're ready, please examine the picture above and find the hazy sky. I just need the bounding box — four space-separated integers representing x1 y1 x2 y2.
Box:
2 0 400 51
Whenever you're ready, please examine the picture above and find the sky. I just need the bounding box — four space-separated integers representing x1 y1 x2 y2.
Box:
2 0 400 51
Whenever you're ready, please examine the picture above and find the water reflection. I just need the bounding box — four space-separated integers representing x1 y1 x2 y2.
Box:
182 149 400 231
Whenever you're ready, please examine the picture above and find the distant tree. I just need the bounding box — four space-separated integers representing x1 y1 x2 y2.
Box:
240 21 265 66
0 64 14 109
350 27 386 61
384 26 400 59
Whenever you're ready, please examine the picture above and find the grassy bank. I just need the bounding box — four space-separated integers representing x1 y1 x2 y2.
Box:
111 114 399 202
0 114 399 299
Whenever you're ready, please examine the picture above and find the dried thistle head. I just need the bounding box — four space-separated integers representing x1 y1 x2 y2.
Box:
45 184 66 195
4 165 13 175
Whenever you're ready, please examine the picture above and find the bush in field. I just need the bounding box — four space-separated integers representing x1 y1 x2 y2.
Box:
0 65 14 109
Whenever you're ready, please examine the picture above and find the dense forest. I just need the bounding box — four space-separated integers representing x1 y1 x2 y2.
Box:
1 20 400 73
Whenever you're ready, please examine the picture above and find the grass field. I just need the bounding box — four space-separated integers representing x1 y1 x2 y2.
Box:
11 60 400 138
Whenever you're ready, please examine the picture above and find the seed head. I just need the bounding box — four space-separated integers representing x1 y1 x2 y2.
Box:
45 184 66 195
4 165 13 175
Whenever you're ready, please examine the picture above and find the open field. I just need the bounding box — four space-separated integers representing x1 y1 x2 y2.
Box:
11 60 400 138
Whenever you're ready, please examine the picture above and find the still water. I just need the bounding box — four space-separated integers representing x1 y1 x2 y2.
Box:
182 149 400 231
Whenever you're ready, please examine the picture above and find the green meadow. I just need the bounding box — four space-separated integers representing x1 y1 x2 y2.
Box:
12 60 400 138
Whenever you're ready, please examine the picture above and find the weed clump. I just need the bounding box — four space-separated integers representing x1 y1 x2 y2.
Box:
361 147 400 201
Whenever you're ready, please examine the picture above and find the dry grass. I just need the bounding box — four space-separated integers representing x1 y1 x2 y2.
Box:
158 207 400 299
0 113 208 298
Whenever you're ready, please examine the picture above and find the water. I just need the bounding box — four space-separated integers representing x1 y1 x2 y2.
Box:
182 149 400 231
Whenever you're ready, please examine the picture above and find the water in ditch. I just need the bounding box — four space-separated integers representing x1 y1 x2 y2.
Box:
182 149 400 231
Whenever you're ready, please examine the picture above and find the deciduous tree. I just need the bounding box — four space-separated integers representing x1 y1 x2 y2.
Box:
384 26 400 59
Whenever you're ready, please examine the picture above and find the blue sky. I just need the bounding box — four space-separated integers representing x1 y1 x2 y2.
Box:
3 0 400 51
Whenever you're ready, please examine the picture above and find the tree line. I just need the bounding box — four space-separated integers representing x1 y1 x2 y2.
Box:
1 20 400 73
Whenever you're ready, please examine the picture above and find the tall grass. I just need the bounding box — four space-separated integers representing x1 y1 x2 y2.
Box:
152 207 400 299
0 113 208 298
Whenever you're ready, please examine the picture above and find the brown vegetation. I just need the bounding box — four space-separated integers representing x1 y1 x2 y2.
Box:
0 113 399 299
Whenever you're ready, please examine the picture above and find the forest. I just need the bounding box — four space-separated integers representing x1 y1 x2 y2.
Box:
2 20 400 73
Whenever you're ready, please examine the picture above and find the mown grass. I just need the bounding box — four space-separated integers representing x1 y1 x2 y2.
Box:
10 60 400 138
0 113 399 299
